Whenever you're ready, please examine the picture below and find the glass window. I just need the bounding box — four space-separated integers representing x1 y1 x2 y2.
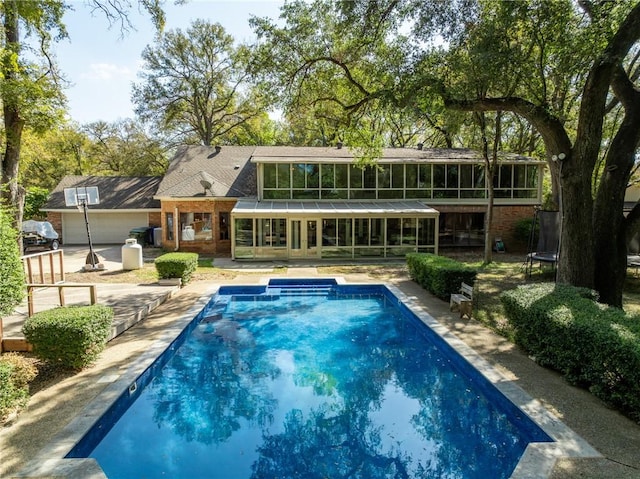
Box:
180 212 212 241
364 166 376 189
474 165 485 189
263 164 277 188
446 165 458 188
406 164 418 189
526 165 538 189
321 164 334 189
499 165 513 189
354 218 369 246
307 164 319 188
460 165 473 189
349 165 362 189
277 164 290 188
386 218 401 245
234 218 253 246
337 218 352 246
418 165 431 188
433 165 445 188
417 218 435 245
370 218 384 245
165 213 174 241
257 218 287 247
292 164 306 188
378 164 391 189
392 164 404 188
336 164 348 188
513 165 526 189
401 218 417 245
219 213 229 240
322 219 337 246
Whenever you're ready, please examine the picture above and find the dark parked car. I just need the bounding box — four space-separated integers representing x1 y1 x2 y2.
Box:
22 220 60 253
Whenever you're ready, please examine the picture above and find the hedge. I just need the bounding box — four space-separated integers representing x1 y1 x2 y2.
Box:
0 208 25 315
154 252 199 285
500 283 640 423
22 304 113 370
0 353 37 421
406 253 478 300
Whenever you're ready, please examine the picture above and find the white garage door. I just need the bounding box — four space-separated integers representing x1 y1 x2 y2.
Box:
62 212 150 245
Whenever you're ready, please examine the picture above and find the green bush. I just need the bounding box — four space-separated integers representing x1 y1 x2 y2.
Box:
22 305 113 370
0 207 25 315
0 353 37 420
501 283 640 422
406 253 478 300
154 252 199 284
513 217 538 245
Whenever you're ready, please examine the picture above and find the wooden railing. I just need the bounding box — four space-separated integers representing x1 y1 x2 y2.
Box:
25 283 97 317
21 249 65 284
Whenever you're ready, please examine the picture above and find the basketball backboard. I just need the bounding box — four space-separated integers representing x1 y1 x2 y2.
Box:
64 187 100 207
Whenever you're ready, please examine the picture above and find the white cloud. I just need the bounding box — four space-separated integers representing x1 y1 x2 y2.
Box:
81 63 133 81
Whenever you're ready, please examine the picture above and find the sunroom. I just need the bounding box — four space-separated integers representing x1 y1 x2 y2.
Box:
231 200 439 260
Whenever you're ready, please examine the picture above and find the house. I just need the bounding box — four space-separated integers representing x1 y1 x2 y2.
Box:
44 145 544 259
155 145 544 259
44 176 162 245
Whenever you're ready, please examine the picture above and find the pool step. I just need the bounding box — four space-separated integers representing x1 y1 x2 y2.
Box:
266 285 335 296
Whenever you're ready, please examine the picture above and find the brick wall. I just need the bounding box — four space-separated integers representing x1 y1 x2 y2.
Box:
436 204 535 251
46 212 63 243
160 199 236 255
148 212 161 227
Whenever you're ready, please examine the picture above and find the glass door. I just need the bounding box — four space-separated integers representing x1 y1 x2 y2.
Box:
289 219 319 258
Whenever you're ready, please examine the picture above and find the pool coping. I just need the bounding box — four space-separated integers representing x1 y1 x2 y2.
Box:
13 278 601 479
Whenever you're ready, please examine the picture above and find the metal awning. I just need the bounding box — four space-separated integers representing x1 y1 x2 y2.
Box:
232 200 439 216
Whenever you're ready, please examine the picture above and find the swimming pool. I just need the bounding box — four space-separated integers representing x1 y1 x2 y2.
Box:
59 278 583 478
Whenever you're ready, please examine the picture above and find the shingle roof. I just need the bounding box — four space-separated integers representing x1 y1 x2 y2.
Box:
155 145 257 198
44 176 162 210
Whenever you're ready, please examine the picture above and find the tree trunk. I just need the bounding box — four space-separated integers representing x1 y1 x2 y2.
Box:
592 68 640 307
555 154 595 289
1 0 26 231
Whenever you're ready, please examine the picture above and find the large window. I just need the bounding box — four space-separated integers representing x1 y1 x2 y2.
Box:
179 212 212 241
261 161 537 202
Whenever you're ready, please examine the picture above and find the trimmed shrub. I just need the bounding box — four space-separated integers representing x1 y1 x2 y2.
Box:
0 353 37 420
501 283 640 422
154 252 198 285
22 305 113 370
406 253 478 300
0 208 25 315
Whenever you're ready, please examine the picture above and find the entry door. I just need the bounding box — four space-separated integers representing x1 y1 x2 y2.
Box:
289 219 319 258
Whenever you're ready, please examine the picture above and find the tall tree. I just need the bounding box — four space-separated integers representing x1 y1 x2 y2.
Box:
0 0 166 228
132 20 267 146
1 0 67 225
83 119 168 176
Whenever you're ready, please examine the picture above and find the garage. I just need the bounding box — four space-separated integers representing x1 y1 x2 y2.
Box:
62 212 151 245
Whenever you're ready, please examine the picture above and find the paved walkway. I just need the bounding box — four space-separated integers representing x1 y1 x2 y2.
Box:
1 260 640 478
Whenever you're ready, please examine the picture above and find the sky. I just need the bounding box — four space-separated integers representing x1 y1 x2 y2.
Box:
54 0 284 125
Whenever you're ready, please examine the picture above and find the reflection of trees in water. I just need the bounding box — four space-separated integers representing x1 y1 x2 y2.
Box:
147 295 532 477
148 320 278 445
251 405 413 479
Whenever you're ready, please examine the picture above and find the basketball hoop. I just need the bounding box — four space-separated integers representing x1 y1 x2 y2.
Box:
63 186 101 270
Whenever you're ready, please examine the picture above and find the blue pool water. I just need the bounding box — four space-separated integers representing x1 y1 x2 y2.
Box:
68 280 552 478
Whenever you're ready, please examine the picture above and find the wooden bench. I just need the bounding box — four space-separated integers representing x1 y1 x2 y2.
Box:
449 282 474 319
26 283 98 317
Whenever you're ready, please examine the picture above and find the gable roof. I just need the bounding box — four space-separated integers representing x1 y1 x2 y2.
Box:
155 145 257 198
44 176 162 210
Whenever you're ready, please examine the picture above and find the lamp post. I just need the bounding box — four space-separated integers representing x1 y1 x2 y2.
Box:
551 153 566 279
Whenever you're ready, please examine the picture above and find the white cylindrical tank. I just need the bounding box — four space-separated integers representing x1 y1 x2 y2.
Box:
122 238 143 270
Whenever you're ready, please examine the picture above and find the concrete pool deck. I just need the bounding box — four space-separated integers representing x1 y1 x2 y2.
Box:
1 264 640 478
